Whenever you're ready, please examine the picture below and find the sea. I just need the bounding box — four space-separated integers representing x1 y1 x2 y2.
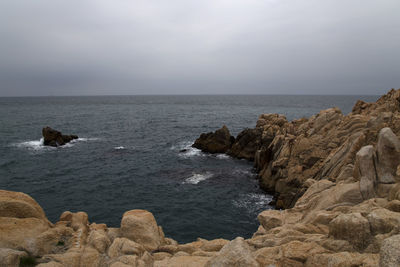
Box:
0 95 378 243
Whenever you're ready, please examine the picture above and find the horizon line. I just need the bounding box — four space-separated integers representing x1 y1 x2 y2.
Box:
0 93 381 98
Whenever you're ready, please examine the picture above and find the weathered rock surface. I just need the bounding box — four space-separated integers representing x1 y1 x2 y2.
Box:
42 126 78 147
192 125 235 153
120 209 164 251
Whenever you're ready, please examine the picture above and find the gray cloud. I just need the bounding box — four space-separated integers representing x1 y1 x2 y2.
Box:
0 0 399 96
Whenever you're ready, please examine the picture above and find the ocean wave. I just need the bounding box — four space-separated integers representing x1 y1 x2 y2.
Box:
232 193 273 214
13 137 99 150
183 172 214 184
172 141 204 158
216 154 230 159
114 146 125 150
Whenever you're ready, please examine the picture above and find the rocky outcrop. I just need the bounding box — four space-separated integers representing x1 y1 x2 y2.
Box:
42 127 78 147
2 89 400 266
192 125 235 153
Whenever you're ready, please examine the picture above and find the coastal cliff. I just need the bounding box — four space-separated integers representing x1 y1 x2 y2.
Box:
1 89 400 266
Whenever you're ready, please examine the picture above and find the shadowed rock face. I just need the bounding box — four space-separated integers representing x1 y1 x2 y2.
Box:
42 127 78 147
192 125 235 153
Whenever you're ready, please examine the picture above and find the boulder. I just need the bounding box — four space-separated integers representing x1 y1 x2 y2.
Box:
205 237 259 267
154 255 210 267
329 212 371 250
108 237 146 258
120 210 163 251
353 145 376 200
192 125 234 153
42 126 78 147
380 234 400 267
0 190 48 220
257 210 283 231
0 248 28 267
376 127 400 184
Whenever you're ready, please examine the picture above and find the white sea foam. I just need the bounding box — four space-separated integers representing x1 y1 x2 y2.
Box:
232 193 273 214
183 172 214 184
173 141 204 158
14 138 48 150
14 137 99 150
114 146 125 150
216 154 230 159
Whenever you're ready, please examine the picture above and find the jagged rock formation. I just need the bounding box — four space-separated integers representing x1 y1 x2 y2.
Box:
192 125 235 153
1 89 400 266
42 127 78 147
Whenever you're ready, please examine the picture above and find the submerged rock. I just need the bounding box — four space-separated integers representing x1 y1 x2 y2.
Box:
192 125 235 153
42 126 78 147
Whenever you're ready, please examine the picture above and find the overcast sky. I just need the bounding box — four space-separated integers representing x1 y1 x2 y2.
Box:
0 0 399 96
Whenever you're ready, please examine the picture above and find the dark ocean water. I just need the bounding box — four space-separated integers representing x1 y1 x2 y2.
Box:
0 95 378 243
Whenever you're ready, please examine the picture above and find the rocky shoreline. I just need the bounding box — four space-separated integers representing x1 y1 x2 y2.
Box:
1 89 400 266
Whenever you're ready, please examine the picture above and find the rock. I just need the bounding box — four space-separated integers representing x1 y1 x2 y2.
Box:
0 248 28 267
153 252 172 261
257 210 283 231
108 237 146 258
42 126 78 147
0 190 48 220
380 235 400 267
228 128 263 160
120 210 163 251
353 145 376 200
305 252 379 267
45 247 102 267
0 217 50 251
205 237 258 267
192 125 234 153
200 238 229 252
88 228 111 254
37 262 64 267
366 208 400 235
154 255 210 267
376 127 400 184
329 212 371 250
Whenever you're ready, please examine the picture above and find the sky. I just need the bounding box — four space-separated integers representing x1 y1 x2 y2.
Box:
0 0 399 96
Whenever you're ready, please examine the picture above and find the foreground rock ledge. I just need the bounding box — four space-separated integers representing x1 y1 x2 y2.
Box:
1 89 400 266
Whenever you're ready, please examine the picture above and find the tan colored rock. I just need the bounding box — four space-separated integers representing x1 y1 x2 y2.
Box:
385 199 400 212
205 237 258 267
0 248 28 267
0 217 50 250
153 252 172 261
376 127 400 184
154 255 210 267
174 251 190 257
305 252 379 267
380 234 400 267
36 262 64 267
27 224 74 256
177 240 203 254
0 190 48 220
329 212 371 250
108 237 145 258
88 228 111 254
157 244 178 254
257 210 283 231
45 247 102 267
367 208 400 235
353 145 376 200
200 238 229 252
120 209 163 251
281 241 327 263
